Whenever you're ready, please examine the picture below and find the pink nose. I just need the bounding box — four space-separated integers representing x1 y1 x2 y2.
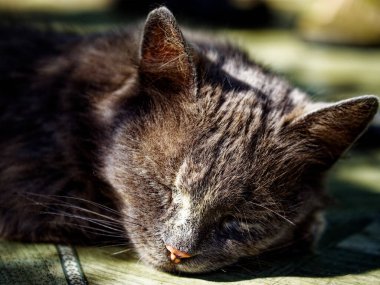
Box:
165 245 191 264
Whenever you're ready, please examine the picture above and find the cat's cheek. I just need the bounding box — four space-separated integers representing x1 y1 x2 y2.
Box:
127 233 173 271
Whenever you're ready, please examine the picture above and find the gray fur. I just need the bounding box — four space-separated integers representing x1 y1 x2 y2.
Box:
0 7 378 273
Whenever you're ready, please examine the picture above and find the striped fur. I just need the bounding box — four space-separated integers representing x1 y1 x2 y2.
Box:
0 7 378 273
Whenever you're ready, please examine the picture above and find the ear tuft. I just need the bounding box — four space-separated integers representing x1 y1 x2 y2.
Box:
140 7 195 92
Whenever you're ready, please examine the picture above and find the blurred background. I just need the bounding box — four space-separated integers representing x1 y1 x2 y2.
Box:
1 0 380 102
0 0 379 280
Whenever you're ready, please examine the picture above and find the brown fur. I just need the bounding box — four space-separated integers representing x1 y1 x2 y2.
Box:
0 7 378 273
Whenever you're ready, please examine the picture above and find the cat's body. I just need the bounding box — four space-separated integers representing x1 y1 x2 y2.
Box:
0 7 378 273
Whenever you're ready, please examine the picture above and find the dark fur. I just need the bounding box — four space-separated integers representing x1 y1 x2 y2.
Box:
0 7 378 273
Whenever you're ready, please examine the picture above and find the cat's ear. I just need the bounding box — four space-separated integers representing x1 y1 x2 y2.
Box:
291 95 378 166
140 7 196 95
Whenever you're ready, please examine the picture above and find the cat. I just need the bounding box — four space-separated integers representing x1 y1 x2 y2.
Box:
0 7 378 273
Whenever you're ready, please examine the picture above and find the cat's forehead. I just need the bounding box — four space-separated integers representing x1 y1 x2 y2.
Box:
201 46 309 109
174 150 249 208
172 68 310 206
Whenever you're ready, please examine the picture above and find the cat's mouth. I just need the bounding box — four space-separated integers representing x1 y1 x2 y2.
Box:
142 246 237 273
135 235 237 273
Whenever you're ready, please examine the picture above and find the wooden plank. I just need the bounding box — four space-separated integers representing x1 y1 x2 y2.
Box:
0 241 66 285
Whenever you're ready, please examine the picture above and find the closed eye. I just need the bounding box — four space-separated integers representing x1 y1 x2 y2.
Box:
219 215 258 242
218 216 244 238
219 215 238 231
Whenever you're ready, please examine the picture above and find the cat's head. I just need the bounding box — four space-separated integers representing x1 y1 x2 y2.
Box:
105 7 379 273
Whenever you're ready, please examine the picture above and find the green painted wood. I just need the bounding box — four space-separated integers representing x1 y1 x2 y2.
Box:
0 242 66 285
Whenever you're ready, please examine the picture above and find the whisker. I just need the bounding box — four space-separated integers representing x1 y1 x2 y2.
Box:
111 248 132 256
61 221 126 237
41 211 126 233
23 193 119 221
23 193 143 228
247 202 295 226
43 202 122 225
97 242 131 249
88 239 131 247
25 192 120 216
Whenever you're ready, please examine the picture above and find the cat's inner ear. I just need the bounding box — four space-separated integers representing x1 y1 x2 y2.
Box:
140 7 195 93
292 95 379 165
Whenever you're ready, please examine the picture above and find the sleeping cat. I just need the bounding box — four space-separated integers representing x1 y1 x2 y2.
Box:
0 7 378 273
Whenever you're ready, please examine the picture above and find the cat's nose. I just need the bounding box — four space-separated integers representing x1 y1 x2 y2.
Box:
165 245 192 264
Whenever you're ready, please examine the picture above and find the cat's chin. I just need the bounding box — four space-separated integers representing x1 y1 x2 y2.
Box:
171 260 236 274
